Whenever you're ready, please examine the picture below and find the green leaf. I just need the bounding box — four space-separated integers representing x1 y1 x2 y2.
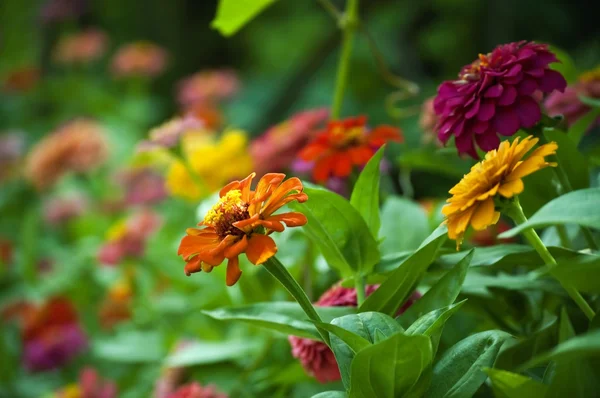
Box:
485 368 549 397
500 188 600 238
290 186 380 277
426 330 512 398
93 331 164 363
398 149 469 178
518 329 600 370
579 95 600 108
379 196 430 256
405 300 467 356
350 146 384 238
203 302 355 340
544 129 589 191
349 333 433 398
165 340 260 367
550 254 600 293
360 226 447 315
211 0 277 36
326 312 404 389
311 392 347 398
462 272 564 296
401 250 473 326
570 107 600 145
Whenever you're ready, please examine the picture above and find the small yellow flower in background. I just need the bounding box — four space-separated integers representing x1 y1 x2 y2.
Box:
166 130 253 200
443 135 558 249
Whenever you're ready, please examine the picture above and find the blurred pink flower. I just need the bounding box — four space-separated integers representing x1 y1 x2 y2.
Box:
177 70 239 108
166 382 227 398
97 209 162 265
44 194 88 226
420 97 442 146
545 67 600 128
0 132 25 181
434 41 566 157
137 115 204 152
54 28 108 65
57 367 117 398
251 108 329 177
289 285 420 383
22 297 87 372
40 0 86 23
111 41 168 78
116 167 168 206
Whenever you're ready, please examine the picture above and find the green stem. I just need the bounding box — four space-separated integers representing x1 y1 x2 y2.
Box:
330 0 359 119
263 257 331 345
398 167 414 199
505 197 595 320
355 275 366 306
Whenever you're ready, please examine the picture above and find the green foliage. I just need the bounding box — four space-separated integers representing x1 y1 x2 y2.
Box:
544 129 589 191
551 254 600 293
350 146 385 238
485 368 549 397
212 0 278 36
379 196 430 255
290 186 380 278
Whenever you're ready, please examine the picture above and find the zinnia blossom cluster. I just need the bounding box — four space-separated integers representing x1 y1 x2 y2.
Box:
165 130 253 201
177 69 239 108
166 382 228 398
298 116 402 183
43 193 88 226
443 135 557 248
289 285 420 383
97 209 161 265
25 119 109 190
545 66 600 128
251 108 329 177
178 172 308 286
115 167 168 206
21 297 87 372
111 41 168 78
55 367 117 398
434 41 566 157
2 67 40 93
54 28 108 65
99 279 133 329
137 115 205 152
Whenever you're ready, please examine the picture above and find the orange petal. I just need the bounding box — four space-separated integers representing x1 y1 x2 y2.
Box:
299 141 328 161
245 234 277 265
219 180 240 197
332 153 353 178
470 198 499 231
177 234 219 259
238 172 256 202
257 219 285 232
226 257 242 286
224 235 248 259
233 213 260 232
498 178 524 198
265 212 308 227
262 177 305 216
348 146 374 165
184 256 202 276
368 125 403 146
313 156 334 183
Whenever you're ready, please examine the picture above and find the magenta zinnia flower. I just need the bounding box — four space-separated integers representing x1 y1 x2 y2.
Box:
288 285 420 383
434 41 566 157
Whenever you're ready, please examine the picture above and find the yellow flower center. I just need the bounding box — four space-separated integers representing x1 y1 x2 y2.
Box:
203 190 250 237
459 53 491 82
331 125 365 147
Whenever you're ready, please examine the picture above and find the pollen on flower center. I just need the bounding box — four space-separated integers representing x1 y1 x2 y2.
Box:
203 189 250 237
331 126 365 147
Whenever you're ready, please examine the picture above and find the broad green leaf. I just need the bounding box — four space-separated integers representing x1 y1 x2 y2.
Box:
326 312 404 389
350 146 384 238
360 226 447 315
398 149 469 178
426 330 512 398
211 0 277 36
580 95 600 108
518 329 600 370
203 302 355 340
165 340 261 367
550 254 600 293
462 272 564 296
311 392 347 398
290 186 380 277
570 107 600 145
517 167 558 216
350 333 433 398
544 129 589 191
315 322 370 351
379 196 430 255
500 188 600 238
485 368 549 397
401 250 473 326
93 331 164 363
405 300 466 355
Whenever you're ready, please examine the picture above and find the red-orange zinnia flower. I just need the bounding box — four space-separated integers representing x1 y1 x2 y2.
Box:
298 116 402 183
177 172 308 286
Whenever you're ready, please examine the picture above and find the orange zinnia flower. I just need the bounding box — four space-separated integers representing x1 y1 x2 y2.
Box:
298 116 402 183
177 172 308 286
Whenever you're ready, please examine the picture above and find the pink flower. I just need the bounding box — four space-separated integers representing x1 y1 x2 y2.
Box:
288 285 420 383
177 70 239 108
251 108 329 177
56 367 117 398
111 42 168 78
545 67 600 128
419 97 442 146
137 115 204 152
166 382 227 398
43 194 88 226
116 167 168 206
54 28 108 65
434 41 566 158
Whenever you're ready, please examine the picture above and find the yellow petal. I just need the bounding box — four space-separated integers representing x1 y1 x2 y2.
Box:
498 178 524 198
470 198 499 231
506 156 545 181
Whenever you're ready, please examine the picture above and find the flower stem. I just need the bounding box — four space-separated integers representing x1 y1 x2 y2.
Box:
355 275 366 306
330 0 359 120
263 257 331 345
505 197 595 320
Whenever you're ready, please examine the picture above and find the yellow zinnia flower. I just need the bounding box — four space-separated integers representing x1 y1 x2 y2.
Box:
443 135 558 249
